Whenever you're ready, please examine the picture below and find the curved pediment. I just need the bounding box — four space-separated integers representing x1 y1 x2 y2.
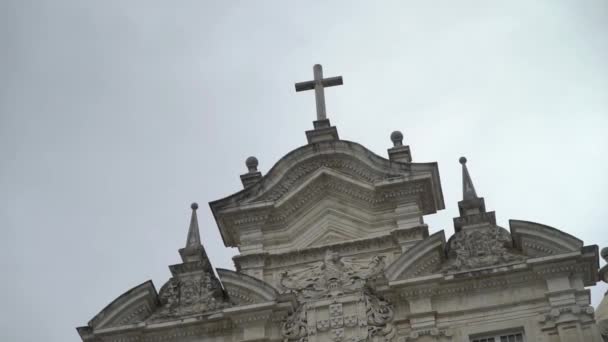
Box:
210 140 444 248
510 219 583 257
86 280 158 330
385 231 446 281
217 268 279 305
212 140 420 206
386 219 590 283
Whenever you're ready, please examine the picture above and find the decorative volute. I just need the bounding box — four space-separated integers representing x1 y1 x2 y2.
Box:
453 157 496 232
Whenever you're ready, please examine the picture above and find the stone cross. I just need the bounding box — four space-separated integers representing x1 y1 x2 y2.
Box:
295 64 343 121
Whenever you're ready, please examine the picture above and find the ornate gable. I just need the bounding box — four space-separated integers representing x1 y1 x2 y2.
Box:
210 140 444 256
386 158 598 284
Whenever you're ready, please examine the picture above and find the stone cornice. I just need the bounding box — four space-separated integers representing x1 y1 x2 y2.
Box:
388 248 598 299
223 174 429 227
235 226 428 271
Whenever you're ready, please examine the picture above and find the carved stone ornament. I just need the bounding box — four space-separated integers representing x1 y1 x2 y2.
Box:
280 250 386 300
444 226 524 272
149 272 231 321
280 250 395 342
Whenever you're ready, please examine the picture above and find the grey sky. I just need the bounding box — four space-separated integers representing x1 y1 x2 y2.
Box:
1 1 607 341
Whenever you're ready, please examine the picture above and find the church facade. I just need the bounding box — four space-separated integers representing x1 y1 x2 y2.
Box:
78 65 607 342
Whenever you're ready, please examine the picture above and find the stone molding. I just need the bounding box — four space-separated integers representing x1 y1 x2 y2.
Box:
510 220 583 257
235 226 429 275
216 268 279 305
80 281 159 333
385 231 446 281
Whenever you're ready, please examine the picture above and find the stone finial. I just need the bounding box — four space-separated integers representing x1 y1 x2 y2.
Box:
179 202 211 264
185 203 201 248
245 156 259 173
241 156 263 188
453 157 494 232
387 130 412 163
460 156 478 200
390 131 403 147
602 247 608 262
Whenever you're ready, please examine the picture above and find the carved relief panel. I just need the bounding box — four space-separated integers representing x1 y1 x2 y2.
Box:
280 250 395 342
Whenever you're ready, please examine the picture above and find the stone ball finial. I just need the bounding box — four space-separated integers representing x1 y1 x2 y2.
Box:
390 131 403 147
459 156 467 165
245 156 259 173
601 247 608 262
191 202 199 210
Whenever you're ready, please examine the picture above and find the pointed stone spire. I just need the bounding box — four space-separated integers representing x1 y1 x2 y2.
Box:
453 157 496 232
460 157 478 200
158 203 230 318
185 202 201 248
178 203 211 268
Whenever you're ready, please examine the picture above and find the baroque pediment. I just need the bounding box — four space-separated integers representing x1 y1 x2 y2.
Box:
386 226 525 281
210 140 444 248
386 219 594 283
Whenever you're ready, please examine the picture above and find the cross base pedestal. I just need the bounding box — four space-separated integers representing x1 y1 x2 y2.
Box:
306 119 339 144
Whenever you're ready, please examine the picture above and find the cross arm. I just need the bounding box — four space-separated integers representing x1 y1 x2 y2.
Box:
295 80 315 92
294 76 344 92
321 76 343 87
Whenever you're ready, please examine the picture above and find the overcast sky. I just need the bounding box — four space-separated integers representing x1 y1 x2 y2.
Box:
1 1 607 341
